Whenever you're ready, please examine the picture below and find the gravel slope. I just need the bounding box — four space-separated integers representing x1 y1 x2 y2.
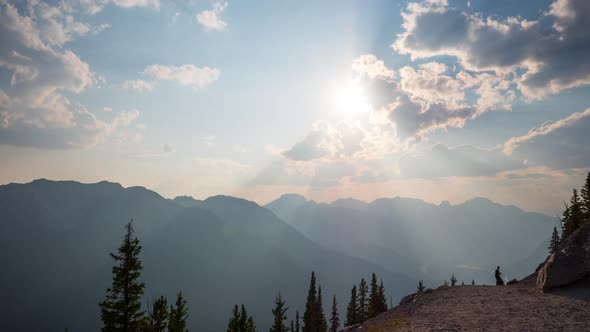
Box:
345 281 590 332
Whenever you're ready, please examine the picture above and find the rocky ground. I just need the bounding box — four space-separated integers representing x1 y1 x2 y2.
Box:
345 279 590 332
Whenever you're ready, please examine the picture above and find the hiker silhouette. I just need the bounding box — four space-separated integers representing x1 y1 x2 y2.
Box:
495 266 504 286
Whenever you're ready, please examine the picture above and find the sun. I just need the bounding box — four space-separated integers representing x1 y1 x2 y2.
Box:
333 79 371 115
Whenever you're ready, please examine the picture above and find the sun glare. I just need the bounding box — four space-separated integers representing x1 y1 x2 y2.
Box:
333 79 371 116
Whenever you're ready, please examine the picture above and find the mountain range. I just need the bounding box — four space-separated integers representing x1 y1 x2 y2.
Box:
0 179 556 331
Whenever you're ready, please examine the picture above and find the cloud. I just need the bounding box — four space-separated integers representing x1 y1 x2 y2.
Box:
143 64 220 90
0 0 139 149
398 144 521 178
196 2 227 31
352 54 395 79
122 79 155 92
60 0 160 14
503 108 590 169
393 0 590 99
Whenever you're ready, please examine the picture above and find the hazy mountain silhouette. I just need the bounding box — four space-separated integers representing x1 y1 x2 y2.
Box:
0 179 412 331
266 194 556 285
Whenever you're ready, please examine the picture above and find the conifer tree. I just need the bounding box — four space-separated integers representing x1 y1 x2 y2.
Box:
549 226 560 253
99 220 146 332
227 304 256 332
563 189 583 237
368 273 379 318
471 280 475 286
345 285 358 326
450 274 457 286
290 321 294 332
148 296 168 332
303 272 318 332
295 311 300 332
168 292 188 332
329 295 339 332
358 279 368 323
316 286 327 332
417 280 425 293
270 293 288 332
377 279 387 314
581 172 590 221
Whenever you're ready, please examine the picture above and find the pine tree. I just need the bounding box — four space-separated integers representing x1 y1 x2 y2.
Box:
316 286 327 332
270 293 289 332
329 295 339 332
295 311 300 332
345 285 358 326
581 172 590 221
377 279 387 314
303 272 318 332
549 226 560 253
148 296 168 332
290 321 294 332
227 304 256 332
358 279 368 323
168 292 188 332
450 274 457 286
564 189 583 238
417 280 425 293
99 220 146 332
471 280 475 286
368 273 379 318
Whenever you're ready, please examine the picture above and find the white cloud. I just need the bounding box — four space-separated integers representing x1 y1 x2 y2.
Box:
196 1 227 31
393 0 590 99
61 0 160 15
143 64 220 89
122 79 155 92
0 0 140 149
352 54 395 80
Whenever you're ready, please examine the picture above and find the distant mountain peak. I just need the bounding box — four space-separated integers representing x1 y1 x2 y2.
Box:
172 195 202 207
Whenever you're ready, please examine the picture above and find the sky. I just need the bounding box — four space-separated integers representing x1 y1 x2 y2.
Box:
1 0 589 215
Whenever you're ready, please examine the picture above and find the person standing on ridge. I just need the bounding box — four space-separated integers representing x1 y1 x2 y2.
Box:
495 266 504 286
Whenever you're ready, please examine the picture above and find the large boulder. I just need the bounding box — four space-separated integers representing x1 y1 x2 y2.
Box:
537 222 590 291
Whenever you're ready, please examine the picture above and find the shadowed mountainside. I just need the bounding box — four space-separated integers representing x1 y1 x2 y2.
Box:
0 179 413 332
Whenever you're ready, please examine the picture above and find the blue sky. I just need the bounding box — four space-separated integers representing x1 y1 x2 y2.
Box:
1 0 589 214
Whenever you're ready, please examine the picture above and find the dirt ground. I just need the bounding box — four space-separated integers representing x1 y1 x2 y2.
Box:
345 280 590 332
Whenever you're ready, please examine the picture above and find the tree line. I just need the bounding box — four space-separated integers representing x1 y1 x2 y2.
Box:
550 172 590 253
99 221 189 332
98 221 390 332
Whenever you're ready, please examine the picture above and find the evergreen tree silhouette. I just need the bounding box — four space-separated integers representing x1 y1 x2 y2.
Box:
226 304 256 332
329 295 339 332
471 280 475 286
368 273 379 318
377 279 387 314
99 220 146 332
358 278 368 323
345 285 358 326
417 280 425 293
148 296 168 332
563 189 583 237
168 292 188 332
290 320 294 332
270 293 288 332
316 286 327 332
581 172 590 221
549 226 560 253
295 311 300 332
303 272 321 332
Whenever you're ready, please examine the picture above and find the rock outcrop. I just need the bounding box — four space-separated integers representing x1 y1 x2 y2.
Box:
537 221 590 291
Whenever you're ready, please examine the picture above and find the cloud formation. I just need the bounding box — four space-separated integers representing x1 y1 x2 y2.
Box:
143 64 220 89
0 0 141 149
196 2 227 31
504 108 590 169
393 0 590 99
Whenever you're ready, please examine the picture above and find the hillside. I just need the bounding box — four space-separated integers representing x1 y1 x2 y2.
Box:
0 179 413 332
346 281 590 332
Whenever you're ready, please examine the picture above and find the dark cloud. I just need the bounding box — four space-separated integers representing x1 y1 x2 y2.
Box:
393 0 590 99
